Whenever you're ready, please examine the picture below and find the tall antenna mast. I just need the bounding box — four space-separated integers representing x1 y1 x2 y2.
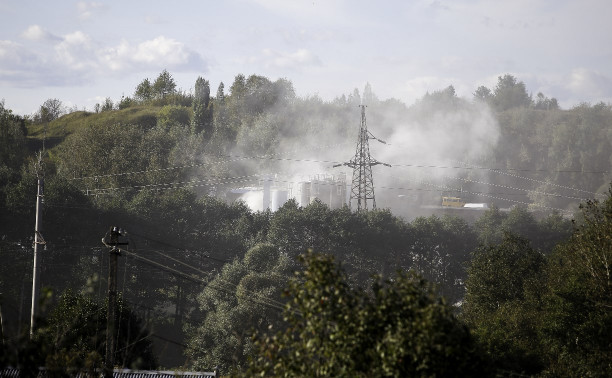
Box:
334 105 390 211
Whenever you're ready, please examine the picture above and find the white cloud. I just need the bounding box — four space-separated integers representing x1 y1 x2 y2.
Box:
102 36 206 72
0 40 77 88
0 31 207 88
133 37 191 65
21 25 60 42
0 40 44 72
54 31 97 71
0 40 28 66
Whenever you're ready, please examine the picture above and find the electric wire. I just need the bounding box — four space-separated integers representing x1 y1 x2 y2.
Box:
79 168 582 215
68 143 353 182
74 153 606 207
379 172 573 215
114 246 292 315
82 173 267 194
453 159 606 198
127 231 231 265
441 174 590 201
69 151 612 184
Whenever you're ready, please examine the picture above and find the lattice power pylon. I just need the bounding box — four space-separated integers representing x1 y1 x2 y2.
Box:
334 105 390 211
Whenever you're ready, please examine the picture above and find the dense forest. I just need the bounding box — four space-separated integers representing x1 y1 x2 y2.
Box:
0 71 610 376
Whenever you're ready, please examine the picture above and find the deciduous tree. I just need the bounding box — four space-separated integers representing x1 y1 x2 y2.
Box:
249 251 490 377
153 69 177 99
186 244 292 372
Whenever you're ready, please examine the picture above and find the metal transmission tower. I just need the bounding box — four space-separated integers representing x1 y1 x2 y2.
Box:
334 105 390 211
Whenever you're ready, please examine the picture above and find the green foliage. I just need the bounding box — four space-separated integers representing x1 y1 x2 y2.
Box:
464 189 611 376
540 190 612 377
157 105 191 129
117 95 135 110
534 92 559 110
186 244 292 372
1 289 156 372
192 77 213 136
100 97 114 112
462 233 547 373
0 100 28 209
464 233 544 314
473 85 493 103
134 78 154 102
492 74 532 111
410 215 477 302
33 98 65 124
153 69 177 99
473 206 507 245
248 251 490 377
55 120 202 204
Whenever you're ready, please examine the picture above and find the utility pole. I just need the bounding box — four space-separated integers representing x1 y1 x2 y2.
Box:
334 105 390 211
30 151 46 338
102 226 127 378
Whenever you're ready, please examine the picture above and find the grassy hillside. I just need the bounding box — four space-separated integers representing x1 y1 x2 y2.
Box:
25 105 166 152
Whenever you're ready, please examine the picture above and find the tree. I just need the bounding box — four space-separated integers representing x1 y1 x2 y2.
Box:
248 251 490 377
534 92 559 110
153 69 176 99
348 88 361 106
464 233 544 315
501 205 539 242
34 98 65 123
229 74 246 99
362 82 378 105
540 190 612 377
0 100 28 214
100 97 114 112
410 215 477 303
492 74 532 111
474 205 508 245
473 85 493 103
192 76 213 135
117 95 135 110
134 78 154 102
0 100 27 171
462 233 546 374
1 289 156 373
216 82 225 102
186 244 292 372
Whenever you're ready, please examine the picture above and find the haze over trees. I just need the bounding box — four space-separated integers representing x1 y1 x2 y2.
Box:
0 70 611 375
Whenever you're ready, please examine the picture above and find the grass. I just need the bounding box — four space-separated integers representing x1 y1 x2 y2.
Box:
25 105 171 147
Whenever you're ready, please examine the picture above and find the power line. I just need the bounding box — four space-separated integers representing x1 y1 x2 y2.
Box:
69 151 612 182
393 162 610 175
453 159 606 198
115 247 292 315
68 143 353 182
82 173 268 195
80 168 584 212
441 174 590 201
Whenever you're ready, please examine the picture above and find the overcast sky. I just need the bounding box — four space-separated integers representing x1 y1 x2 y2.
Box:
1 0 611 115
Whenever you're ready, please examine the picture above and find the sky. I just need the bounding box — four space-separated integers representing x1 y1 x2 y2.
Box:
1 0 611 115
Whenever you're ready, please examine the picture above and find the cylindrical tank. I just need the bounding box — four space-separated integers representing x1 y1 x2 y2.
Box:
271 189 288 212
299 182 310 208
